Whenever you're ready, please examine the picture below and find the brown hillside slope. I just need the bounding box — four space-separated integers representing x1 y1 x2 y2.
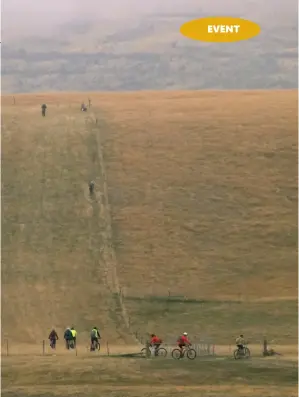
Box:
1 91 297 347
1 95 133 345
96 90 298 342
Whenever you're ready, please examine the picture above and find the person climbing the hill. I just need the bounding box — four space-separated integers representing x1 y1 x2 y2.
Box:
71 326 77 348
48 328 59 349
177 332 192 355
235 334 246 351
150 334 162 356
64 327 73 349
89 180 95 195
90 326 101 351
41 103 47 117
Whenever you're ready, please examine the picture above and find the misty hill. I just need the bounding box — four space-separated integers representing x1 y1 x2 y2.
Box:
2 1 298 93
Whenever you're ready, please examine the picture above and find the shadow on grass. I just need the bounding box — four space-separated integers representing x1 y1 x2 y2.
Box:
124 295 242 305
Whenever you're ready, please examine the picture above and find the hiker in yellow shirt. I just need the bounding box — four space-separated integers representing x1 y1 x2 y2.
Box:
71 326 77 347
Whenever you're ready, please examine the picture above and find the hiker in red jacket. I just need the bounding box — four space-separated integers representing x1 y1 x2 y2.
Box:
150 334 162 356
177 332 192 354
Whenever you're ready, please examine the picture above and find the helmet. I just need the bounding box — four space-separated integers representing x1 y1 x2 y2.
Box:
151 334 155 337
183 332 188 336
240 334 244 337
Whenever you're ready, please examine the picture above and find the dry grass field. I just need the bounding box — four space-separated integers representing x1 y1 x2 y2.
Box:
2 353 298 397
1 90 297 396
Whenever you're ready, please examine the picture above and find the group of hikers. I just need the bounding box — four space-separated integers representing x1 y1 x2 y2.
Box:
48 326 101 352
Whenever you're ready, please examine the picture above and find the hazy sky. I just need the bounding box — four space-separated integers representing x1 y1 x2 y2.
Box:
2 0 197 37
2 0 296 38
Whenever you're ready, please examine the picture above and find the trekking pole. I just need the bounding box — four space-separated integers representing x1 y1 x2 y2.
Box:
6 339 9 356
106 341 110 356
42 340 45 355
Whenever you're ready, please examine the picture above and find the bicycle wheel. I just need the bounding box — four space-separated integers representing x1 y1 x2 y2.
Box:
234 349 241 359
186 349 196 360
157 348 167 357
244 347 250 358
172 349 182 359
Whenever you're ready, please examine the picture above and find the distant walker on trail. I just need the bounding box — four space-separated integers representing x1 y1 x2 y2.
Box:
41 104 47 117
89 181 95 196
81 102 87 112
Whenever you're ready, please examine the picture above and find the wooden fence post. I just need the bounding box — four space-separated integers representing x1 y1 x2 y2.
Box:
106 341 110 356
146 340 150 358
263 337 268 356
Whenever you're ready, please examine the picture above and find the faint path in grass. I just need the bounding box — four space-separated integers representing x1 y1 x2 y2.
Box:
86 113 139 345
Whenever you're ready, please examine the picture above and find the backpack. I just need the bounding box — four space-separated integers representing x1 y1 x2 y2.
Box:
91 329 97 338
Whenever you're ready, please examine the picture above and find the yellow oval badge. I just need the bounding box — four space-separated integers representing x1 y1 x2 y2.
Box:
180 16 261 43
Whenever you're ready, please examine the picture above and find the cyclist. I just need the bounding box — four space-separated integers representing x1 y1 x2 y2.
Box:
90 326 101 351
71 326 77 348
48 328 59 349
235 334 246 352
177 332 192 355
150 334 162 356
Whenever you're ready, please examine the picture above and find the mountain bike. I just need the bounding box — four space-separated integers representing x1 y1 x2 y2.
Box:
172 345 197 360
234 345 250 359
90 339 101 352
141 345 167 357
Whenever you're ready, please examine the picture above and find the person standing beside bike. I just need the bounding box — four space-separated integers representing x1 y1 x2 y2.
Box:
64 327 73 349
90 326 101 351
71 326 77 348
48 329 59 349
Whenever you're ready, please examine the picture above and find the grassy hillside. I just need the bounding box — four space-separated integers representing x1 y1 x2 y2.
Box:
100 90 298 342
1 90 297 350
2 0 298 92
1 94 132 345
